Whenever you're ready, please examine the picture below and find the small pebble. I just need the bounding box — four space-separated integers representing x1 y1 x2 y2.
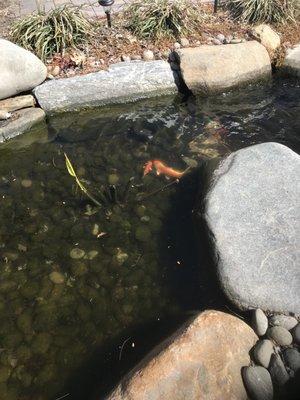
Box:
70 248 85 259
292 323 300 345
212 38 222 45
216 33 225 43
283 348 300 372
173 42 181 50
268 353 289 387
87 250 98 260
49 271 65 285
242 366 273 400
180 37 189 47
253 339 274 368
108 174 119 185
252 309 268 336
267 326 293 346
143 50 154 61
21 179 32 188
230 38 242 44
121 55 131 62
269 315 298 331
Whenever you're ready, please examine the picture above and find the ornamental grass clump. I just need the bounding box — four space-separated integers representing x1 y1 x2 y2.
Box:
124 0 204 39
227 0 298 23
10 5 93 61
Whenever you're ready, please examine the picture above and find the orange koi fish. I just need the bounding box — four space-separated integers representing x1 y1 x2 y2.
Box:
143 160 184 179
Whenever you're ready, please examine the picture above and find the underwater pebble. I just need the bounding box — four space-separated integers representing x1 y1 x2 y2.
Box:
108 174 119 185
87 250 98 260
92 224 99 236
70 248 85 259
49 271 65 284
252 309 268 336
71 262 88 276
0 366 11 383
136 205 146 217
115 248 128 265
135 226 151 242
21 179 32 188
141 216 150 222
32 333 52 354
267 326 293 346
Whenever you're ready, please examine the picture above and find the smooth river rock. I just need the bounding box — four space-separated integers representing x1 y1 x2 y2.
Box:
0 39 47 100
268 353 289 387
252 309 268 336
268 315 298 331
201 142 300 316
253 339 274 368
242 366 273 400
175 41 271 94
283 348 300 372
283 43 300 78
267 326 293 346
34 61 178 114
105 310 257 400
251 24 281 55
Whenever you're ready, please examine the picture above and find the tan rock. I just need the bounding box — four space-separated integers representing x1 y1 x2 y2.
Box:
105 310 258 400
176 41 271 94
0 95 35 112
252 24 281 55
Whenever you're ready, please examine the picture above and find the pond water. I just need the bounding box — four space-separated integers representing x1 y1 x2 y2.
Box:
0 78 299 400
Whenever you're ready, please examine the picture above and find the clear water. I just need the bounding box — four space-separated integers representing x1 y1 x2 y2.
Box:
0 78 299 400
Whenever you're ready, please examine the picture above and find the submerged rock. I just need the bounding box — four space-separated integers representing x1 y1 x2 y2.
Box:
105 310 257 400
199 143 300 316
49 271 65 285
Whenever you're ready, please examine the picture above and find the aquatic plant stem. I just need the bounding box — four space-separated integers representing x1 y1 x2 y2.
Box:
64 153 102 207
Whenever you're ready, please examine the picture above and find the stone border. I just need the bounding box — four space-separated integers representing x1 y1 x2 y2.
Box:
34 61 180 115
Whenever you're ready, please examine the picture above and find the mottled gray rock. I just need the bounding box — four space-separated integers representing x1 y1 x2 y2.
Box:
267 326 293 346
292 323 300 344
283 348 300 372
283 43 300 77
269 353 289 387
34 61 178 114
269 315 298 331
0 39 47 100
252 309 269 336
201 143 300 316
0 108 46 142
176 41 271 94
253 340 274 368
242 366 273 400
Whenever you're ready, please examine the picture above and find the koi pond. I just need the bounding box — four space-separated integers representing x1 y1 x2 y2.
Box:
0 78 299 400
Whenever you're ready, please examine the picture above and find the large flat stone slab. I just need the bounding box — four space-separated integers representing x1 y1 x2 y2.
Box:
0 107 46 142
105 310 257 400
283 44 300 78
34 61 178 114
0 39 47 100
176 41 271 94
201 143 300 316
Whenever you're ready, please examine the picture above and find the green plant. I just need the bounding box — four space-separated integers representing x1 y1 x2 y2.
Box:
124 0 204 39
227 0 298 23
10 5 92 60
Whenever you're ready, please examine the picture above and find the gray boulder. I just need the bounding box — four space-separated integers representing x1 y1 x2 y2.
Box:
199 142 300 316
175 41 271 94
0 39 47 100
34 61 178 114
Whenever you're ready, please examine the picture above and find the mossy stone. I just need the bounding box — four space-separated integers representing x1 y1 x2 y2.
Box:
135 226 151 242
71 262 88 277
31 333 52 354
17 312 32 334
2 333 23 348
21 281 39 298
0 280 17 292
0 366 11 383
108 174 119 185
49 271 65 284
70 248 85 259
16 345 31 362
135 205 146 217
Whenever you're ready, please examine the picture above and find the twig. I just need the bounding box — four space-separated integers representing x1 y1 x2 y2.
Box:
55 393 70 400
225 305 245 320
119 337 131 361
137 179 179 202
